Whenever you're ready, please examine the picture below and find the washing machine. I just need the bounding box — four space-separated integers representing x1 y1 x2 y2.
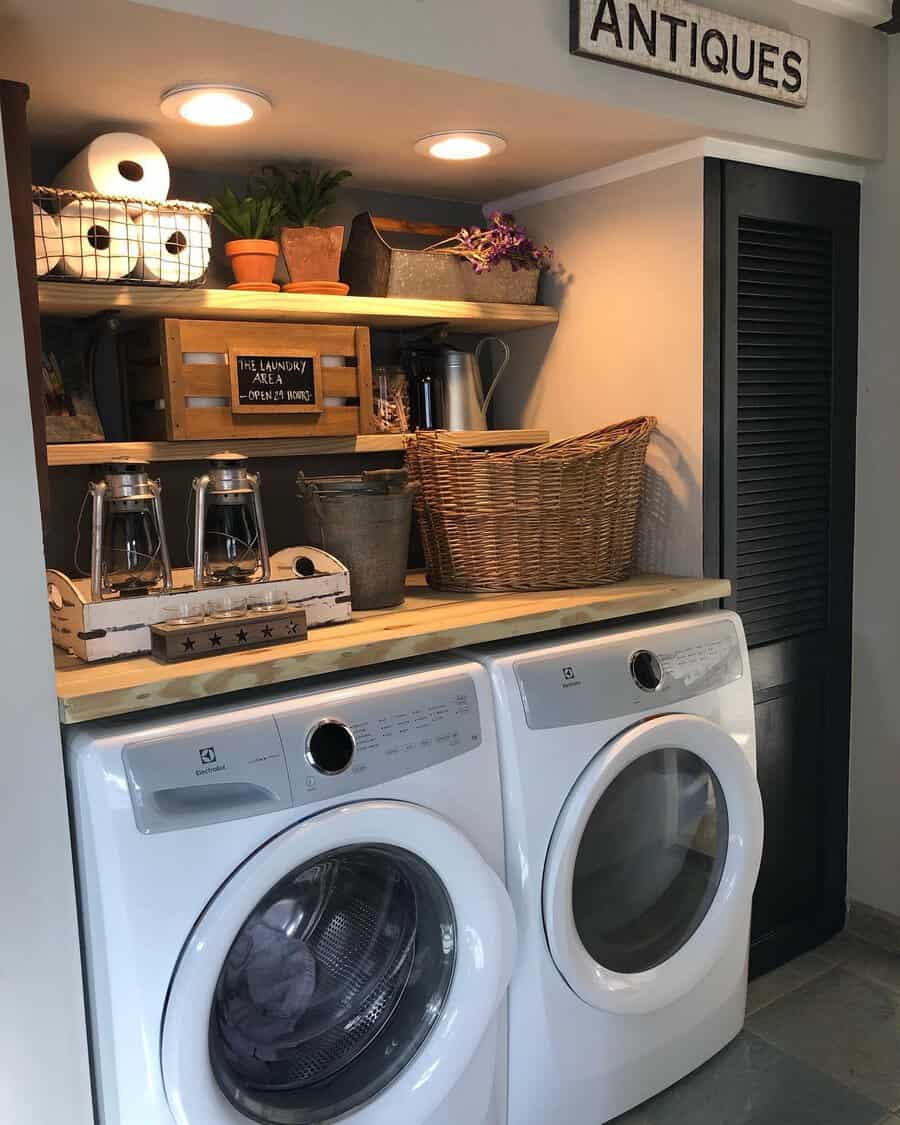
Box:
65 658 516 1125
464 610 764 1125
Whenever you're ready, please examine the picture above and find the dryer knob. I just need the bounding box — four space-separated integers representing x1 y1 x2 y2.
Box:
306 721 356 775
630 649 663 692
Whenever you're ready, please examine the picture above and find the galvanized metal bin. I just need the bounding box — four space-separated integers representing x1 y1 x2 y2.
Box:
340 212 541 304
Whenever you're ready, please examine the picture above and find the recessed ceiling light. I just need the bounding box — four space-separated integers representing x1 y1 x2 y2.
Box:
160 84 272 127
414 131 507 160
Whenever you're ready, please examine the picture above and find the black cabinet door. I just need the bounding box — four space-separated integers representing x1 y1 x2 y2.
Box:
704 160 859 976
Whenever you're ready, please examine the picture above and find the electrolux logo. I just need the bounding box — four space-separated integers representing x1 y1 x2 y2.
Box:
561 666 583 689
195 745 226 777
571 0 809 109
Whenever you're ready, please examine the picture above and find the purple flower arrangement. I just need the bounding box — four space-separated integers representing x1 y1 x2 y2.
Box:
427 212 553 274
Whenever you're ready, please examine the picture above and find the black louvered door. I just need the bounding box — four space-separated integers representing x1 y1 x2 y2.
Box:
706 161 859 976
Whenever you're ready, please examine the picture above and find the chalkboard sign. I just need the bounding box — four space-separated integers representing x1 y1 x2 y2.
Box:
229 351 322 414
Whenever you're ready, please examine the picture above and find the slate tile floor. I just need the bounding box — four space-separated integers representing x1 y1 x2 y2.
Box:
610 932 900 1124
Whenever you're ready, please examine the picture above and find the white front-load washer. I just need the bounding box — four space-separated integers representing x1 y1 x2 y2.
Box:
65 658 516 1125
464 610 764 1125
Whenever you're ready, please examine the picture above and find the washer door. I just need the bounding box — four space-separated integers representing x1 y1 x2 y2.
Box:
162 801 516 1125
543 714 763 1015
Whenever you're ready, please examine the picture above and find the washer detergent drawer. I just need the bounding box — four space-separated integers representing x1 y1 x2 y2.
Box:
123 716 291 833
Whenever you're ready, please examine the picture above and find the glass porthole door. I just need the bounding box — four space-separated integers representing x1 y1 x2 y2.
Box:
543 714 763 1016
162 802 515 1125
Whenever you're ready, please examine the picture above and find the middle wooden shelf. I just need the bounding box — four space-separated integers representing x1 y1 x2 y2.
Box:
47 429 550 466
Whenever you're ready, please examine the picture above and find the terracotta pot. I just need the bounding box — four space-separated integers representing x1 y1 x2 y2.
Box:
225 239 280 287
280 225 344 284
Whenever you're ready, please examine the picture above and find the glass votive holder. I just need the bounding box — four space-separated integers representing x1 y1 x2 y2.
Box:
248 589 289 614
161 598 205 626
207 591 248 620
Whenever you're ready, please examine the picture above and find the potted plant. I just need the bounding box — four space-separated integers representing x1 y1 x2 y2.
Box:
208 183 283 290
262 165 352 291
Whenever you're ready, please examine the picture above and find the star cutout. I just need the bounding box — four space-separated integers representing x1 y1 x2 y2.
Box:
261 624 273 639
209 632 222 648
236 628 248 644
181 636 195 652
287 620 299 635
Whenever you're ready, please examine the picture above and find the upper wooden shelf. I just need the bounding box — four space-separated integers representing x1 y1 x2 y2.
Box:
47 429 549 467
55 574 731 724
38 281 559 334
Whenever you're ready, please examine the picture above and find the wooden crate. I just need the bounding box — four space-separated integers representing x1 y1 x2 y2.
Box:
124 318 377 440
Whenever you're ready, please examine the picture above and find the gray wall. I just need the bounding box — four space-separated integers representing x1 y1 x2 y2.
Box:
135 0 887 162
848 35 900 920
0 121 94 1125
492 158 706 578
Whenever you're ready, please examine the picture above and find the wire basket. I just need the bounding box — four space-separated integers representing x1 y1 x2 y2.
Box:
404 417 657 592
32 185 212 287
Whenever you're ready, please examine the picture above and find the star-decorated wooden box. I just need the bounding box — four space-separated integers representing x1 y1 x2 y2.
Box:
150 607 308 662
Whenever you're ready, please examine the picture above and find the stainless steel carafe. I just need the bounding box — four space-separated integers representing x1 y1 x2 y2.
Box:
439 337 511 431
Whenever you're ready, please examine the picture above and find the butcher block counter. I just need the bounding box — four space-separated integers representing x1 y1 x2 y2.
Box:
55 574 730 724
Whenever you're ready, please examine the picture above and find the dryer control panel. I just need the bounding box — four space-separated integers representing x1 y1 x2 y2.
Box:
276 676 483 806
121 676 483 832
514 619 744 730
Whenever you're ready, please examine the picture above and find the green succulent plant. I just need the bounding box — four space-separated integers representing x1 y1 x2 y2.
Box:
208 183 283 240
261 165 352 228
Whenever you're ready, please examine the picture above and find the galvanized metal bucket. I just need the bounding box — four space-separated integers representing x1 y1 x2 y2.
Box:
296 469 417 610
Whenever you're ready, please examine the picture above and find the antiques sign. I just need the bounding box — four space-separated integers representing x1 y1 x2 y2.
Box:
570 1 809 107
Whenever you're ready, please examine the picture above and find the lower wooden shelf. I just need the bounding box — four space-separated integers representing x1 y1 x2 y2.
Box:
47 429 549 466
55 574 731 724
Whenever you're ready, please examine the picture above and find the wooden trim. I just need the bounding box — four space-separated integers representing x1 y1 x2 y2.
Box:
1 81 48 531
355 325 377 434
162 320 182 439
46 429 551 466
55 574 732 724
371 216 458 239
37 281 559 334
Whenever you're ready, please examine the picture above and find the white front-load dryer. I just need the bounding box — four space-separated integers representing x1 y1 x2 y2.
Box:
464 610 764 1125
65 658 516 1125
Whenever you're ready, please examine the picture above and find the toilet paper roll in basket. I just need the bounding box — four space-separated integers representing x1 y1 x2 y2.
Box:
54 133 170 208
33 202 62 276
58 198 140 280
135 208 211 284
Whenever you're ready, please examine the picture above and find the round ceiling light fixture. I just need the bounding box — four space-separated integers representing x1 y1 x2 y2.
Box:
160 84 272 127
414 131 507 161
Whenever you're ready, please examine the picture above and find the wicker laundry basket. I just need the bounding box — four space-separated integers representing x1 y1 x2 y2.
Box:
404 417 656 593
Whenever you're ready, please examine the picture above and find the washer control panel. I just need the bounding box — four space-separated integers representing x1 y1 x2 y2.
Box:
515 619 744 730
276 676 483 805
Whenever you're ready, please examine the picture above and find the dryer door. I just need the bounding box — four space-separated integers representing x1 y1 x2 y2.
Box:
162 800 515 1125
543 714 763 1015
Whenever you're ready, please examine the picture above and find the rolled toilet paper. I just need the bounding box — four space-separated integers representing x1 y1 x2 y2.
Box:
33 202 62 276
58 199 140 280
136 209 211 284
54 133 170 205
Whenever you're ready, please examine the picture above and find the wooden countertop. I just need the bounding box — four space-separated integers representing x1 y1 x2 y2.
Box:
55 574 730 725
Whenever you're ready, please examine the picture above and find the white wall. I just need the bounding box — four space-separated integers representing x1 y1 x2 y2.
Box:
135 0 887 163
0 122 93 1123
493 157 705 577
848 35 900 920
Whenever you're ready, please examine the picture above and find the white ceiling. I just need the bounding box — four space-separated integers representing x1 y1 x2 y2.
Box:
0 0 701 202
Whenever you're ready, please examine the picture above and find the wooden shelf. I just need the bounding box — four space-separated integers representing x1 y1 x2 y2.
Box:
47 430 549 466
38 281 559 334
55 574 731 724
